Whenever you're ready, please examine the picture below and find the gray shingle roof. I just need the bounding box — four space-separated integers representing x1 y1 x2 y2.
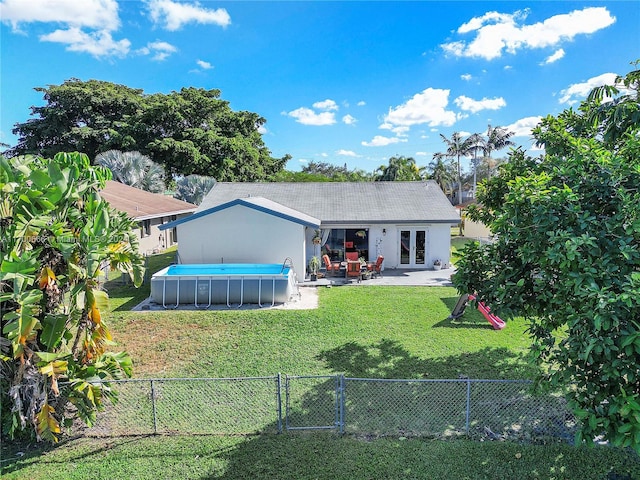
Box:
198 181 459 225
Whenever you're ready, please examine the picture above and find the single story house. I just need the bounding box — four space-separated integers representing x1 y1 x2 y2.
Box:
100 180 197 255
159 181 460 278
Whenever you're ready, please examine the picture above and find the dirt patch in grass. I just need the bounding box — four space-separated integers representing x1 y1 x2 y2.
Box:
110 314 229 376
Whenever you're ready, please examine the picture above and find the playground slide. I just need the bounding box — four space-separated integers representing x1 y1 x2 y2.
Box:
468 294 506 330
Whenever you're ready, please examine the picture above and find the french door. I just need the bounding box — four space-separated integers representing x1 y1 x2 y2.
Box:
399 229 427 267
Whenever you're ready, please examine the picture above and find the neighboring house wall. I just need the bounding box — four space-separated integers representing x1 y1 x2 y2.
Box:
464 219 492 241
176 204 307 278
137 214 189 255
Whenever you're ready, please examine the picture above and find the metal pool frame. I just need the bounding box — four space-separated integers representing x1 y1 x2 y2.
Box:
150 259 299 309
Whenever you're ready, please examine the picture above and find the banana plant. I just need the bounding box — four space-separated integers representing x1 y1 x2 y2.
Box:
0 152 145 442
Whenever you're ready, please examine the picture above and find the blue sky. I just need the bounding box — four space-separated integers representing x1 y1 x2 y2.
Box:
1 1 638 174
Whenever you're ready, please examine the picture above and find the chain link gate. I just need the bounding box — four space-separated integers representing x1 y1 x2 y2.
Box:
285 375 345 432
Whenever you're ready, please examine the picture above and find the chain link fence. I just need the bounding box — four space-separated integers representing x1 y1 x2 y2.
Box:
79 375 576 443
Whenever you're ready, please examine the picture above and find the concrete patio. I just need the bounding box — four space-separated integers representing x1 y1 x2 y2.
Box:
303 267 455 287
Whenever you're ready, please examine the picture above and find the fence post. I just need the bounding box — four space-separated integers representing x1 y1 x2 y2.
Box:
284 375 290 431
465 379 471 435
276 374 283 434
150 379 158 434
336 375 345 434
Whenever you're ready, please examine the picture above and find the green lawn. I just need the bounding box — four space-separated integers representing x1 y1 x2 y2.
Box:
106 285 535 379
3 251 638 479
4 433 639 480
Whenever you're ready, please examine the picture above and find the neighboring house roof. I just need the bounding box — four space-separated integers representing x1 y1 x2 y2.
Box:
159 196 320 231
100 180 197 221
196 181 460 226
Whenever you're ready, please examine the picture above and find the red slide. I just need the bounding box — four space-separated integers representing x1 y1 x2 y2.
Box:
469 294 506 330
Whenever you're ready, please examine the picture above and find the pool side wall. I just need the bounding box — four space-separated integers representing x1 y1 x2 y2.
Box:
150 271 293 306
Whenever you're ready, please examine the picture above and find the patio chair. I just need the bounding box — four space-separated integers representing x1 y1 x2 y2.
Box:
367 255 384 277
322 254 341 276
345 251 359 262
346 260 362 283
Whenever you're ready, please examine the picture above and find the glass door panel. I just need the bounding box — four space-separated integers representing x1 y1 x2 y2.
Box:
400 230 410 265
399 229 428 267
415 230 425 265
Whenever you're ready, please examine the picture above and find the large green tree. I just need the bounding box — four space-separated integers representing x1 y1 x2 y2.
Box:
453 65 640 451
9 79 289 182
0 152 145 442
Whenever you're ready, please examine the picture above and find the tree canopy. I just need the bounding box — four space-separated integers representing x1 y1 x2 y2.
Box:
453 64 640 451
374 156 424 181
9 79 289 182
0 152 145 442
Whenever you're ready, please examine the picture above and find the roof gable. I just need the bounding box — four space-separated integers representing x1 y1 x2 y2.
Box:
159 196 320 231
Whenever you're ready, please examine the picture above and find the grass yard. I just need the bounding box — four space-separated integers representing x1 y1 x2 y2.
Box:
3 251 639 479
106 286 536 379
4 432 639 480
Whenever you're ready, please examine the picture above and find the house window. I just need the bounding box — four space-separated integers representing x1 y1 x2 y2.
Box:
141 219 151 237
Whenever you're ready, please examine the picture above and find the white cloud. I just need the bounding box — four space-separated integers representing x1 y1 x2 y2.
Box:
286 107 336 126
559 73 617 104
336 149 359 157
1 0 131 58
442 7 615 60
542 48 565 65
361 136 407 147
505 116 542 137
0 0 120 31
197 59 213 69
257 125 267 134
286 99 340 126
342 114 356 125
137 40 177 61
40 27 130 57
312 99 338 111
415 152 428 156
454 95 506 113
384 88 456 128
460 73 472 81
357 100 366 106
146 0 230 31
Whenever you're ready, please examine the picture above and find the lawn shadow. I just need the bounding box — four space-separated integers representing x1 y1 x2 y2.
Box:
316 339 533 380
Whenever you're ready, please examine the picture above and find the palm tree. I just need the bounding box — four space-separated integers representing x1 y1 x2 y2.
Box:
438 132 471 205
427 153 456 199
465 133 486 198
95 150 165 193
374 156 424 181
484 125 515 176
174 174 216 205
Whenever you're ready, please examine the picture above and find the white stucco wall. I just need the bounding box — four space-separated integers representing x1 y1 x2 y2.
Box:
464 219 492 240
365 224 452 269
175 205 308 279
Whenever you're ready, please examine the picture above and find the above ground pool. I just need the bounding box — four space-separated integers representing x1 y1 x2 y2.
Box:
150 262 297 308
